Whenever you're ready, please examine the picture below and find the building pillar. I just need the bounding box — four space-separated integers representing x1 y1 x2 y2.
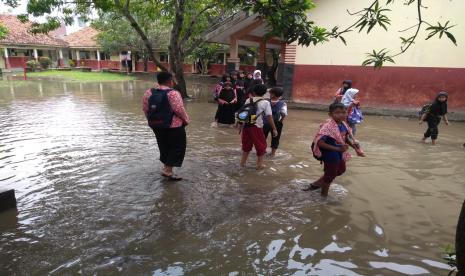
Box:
96 50 101 71
227 37 240 72
33 48 38 61
76 50 80 67
58 49 64 68
4 48 10 69
279 44 296 100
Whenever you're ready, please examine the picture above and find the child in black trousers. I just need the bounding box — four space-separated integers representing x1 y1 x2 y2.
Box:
263 87 287 157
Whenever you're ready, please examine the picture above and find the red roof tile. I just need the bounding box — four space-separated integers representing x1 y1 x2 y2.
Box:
0 14 68 47
63 27 99 48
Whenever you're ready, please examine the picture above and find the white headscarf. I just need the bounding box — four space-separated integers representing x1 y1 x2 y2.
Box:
341 88 359 107
253 70 262 80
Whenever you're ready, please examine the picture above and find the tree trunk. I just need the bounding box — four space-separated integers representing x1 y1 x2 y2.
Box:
457 200 465 275
143 56 148 72
266 49 279 87
169 0 188 98
115 0 167 72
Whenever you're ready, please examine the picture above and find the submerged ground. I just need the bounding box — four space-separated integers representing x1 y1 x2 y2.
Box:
0 79 464 275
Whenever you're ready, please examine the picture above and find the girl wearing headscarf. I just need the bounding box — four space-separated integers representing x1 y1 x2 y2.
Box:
215 81 237 126
334 80 352 103
420 91 449 145
341 88 362 135
246 70 265 97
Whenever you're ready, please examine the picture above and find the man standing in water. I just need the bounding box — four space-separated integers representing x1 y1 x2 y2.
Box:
142 72 189 181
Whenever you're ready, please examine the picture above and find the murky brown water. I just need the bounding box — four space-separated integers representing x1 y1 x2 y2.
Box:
0 79 464 275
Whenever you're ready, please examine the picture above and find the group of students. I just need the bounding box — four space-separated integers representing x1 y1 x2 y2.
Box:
212 70 288 168
143 71 452 197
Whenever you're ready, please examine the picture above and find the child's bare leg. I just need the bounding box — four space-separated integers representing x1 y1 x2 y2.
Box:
432 139 437 145
321 182 331 197
240 151 249 167
271 148 277 157
256 155 265 170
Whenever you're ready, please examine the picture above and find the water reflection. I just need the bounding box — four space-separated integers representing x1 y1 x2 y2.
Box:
0 79 463 274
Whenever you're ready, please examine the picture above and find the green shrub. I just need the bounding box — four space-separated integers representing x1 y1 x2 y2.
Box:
26 60 39 69
69 59 76 67
38 57 52 69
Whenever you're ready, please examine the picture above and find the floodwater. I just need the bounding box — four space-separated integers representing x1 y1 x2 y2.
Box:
0 79 464 275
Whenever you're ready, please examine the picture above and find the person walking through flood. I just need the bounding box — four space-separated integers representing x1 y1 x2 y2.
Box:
238 84 277 170
215 81 237 126
334 80 352 103
263 87 288 157
420 91 449 145
304 102 365 196
341 88 362 136
246 70 265 97
244 71 254 93
231 71 246 111
142 71 190 181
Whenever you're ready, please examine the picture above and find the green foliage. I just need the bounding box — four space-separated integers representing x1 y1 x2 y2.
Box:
26 59 39 69
190 43 223 74
69 60 76 68
0 23 8 39
234 0 327 46
362 49 395 68
92 13 169 55
38 56 51 69
426 21 457 45
27 70 135 82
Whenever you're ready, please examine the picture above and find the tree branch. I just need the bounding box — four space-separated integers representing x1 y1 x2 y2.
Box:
179 3 216 47
392 0 423 57
113 0 167 71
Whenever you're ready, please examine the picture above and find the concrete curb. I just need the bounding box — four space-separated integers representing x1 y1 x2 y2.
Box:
288 102 465 122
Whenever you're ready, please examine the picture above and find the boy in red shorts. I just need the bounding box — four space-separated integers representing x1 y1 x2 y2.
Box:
240 84 278 170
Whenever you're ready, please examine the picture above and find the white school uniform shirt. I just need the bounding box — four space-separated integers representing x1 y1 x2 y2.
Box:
245 97 272 128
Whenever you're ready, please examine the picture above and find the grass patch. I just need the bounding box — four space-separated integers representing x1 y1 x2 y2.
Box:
27 70 136 82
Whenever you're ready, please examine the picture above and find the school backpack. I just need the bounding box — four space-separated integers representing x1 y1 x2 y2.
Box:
212 83 223 100
418 103 432 120
146 88 174 128
265 100 285 125
311 142 324 163
348 106 363 125
237 98 264 126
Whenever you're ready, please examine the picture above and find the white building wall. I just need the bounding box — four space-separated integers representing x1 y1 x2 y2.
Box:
296 0 465 68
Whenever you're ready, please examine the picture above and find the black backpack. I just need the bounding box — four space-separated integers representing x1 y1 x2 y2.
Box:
418 103 432 120
236 98 263 126
146 88 174 128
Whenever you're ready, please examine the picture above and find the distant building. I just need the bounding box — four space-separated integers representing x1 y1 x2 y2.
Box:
0 14 194 73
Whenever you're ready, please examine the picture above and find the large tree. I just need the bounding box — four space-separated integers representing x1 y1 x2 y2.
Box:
92 13 169 72
3 0 457 97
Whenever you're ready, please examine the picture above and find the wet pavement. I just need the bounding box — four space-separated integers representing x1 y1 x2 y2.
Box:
0 79 464 275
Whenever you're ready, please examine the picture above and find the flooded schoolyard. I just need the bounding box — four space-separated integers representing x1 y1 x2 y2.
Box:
0 79 464 275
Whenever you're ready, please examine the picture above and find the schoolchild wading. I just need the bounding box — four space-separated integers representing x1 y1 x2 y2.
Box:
420 91 449 145
142 72 190 181
263 87 288 157
238 84 278 170
304 103 365 197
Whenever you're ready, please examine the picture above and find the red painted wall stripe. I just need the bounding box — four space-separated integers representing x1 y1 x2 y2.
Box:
292 65 465 111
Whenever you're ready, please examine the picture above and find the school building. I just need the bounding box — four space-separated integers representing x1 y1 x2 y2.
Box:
0 14 195 73
204 0 465 111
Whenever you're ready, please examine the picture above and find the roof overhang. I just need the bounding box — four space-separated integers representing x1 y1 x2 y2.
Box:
203 11 284 49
